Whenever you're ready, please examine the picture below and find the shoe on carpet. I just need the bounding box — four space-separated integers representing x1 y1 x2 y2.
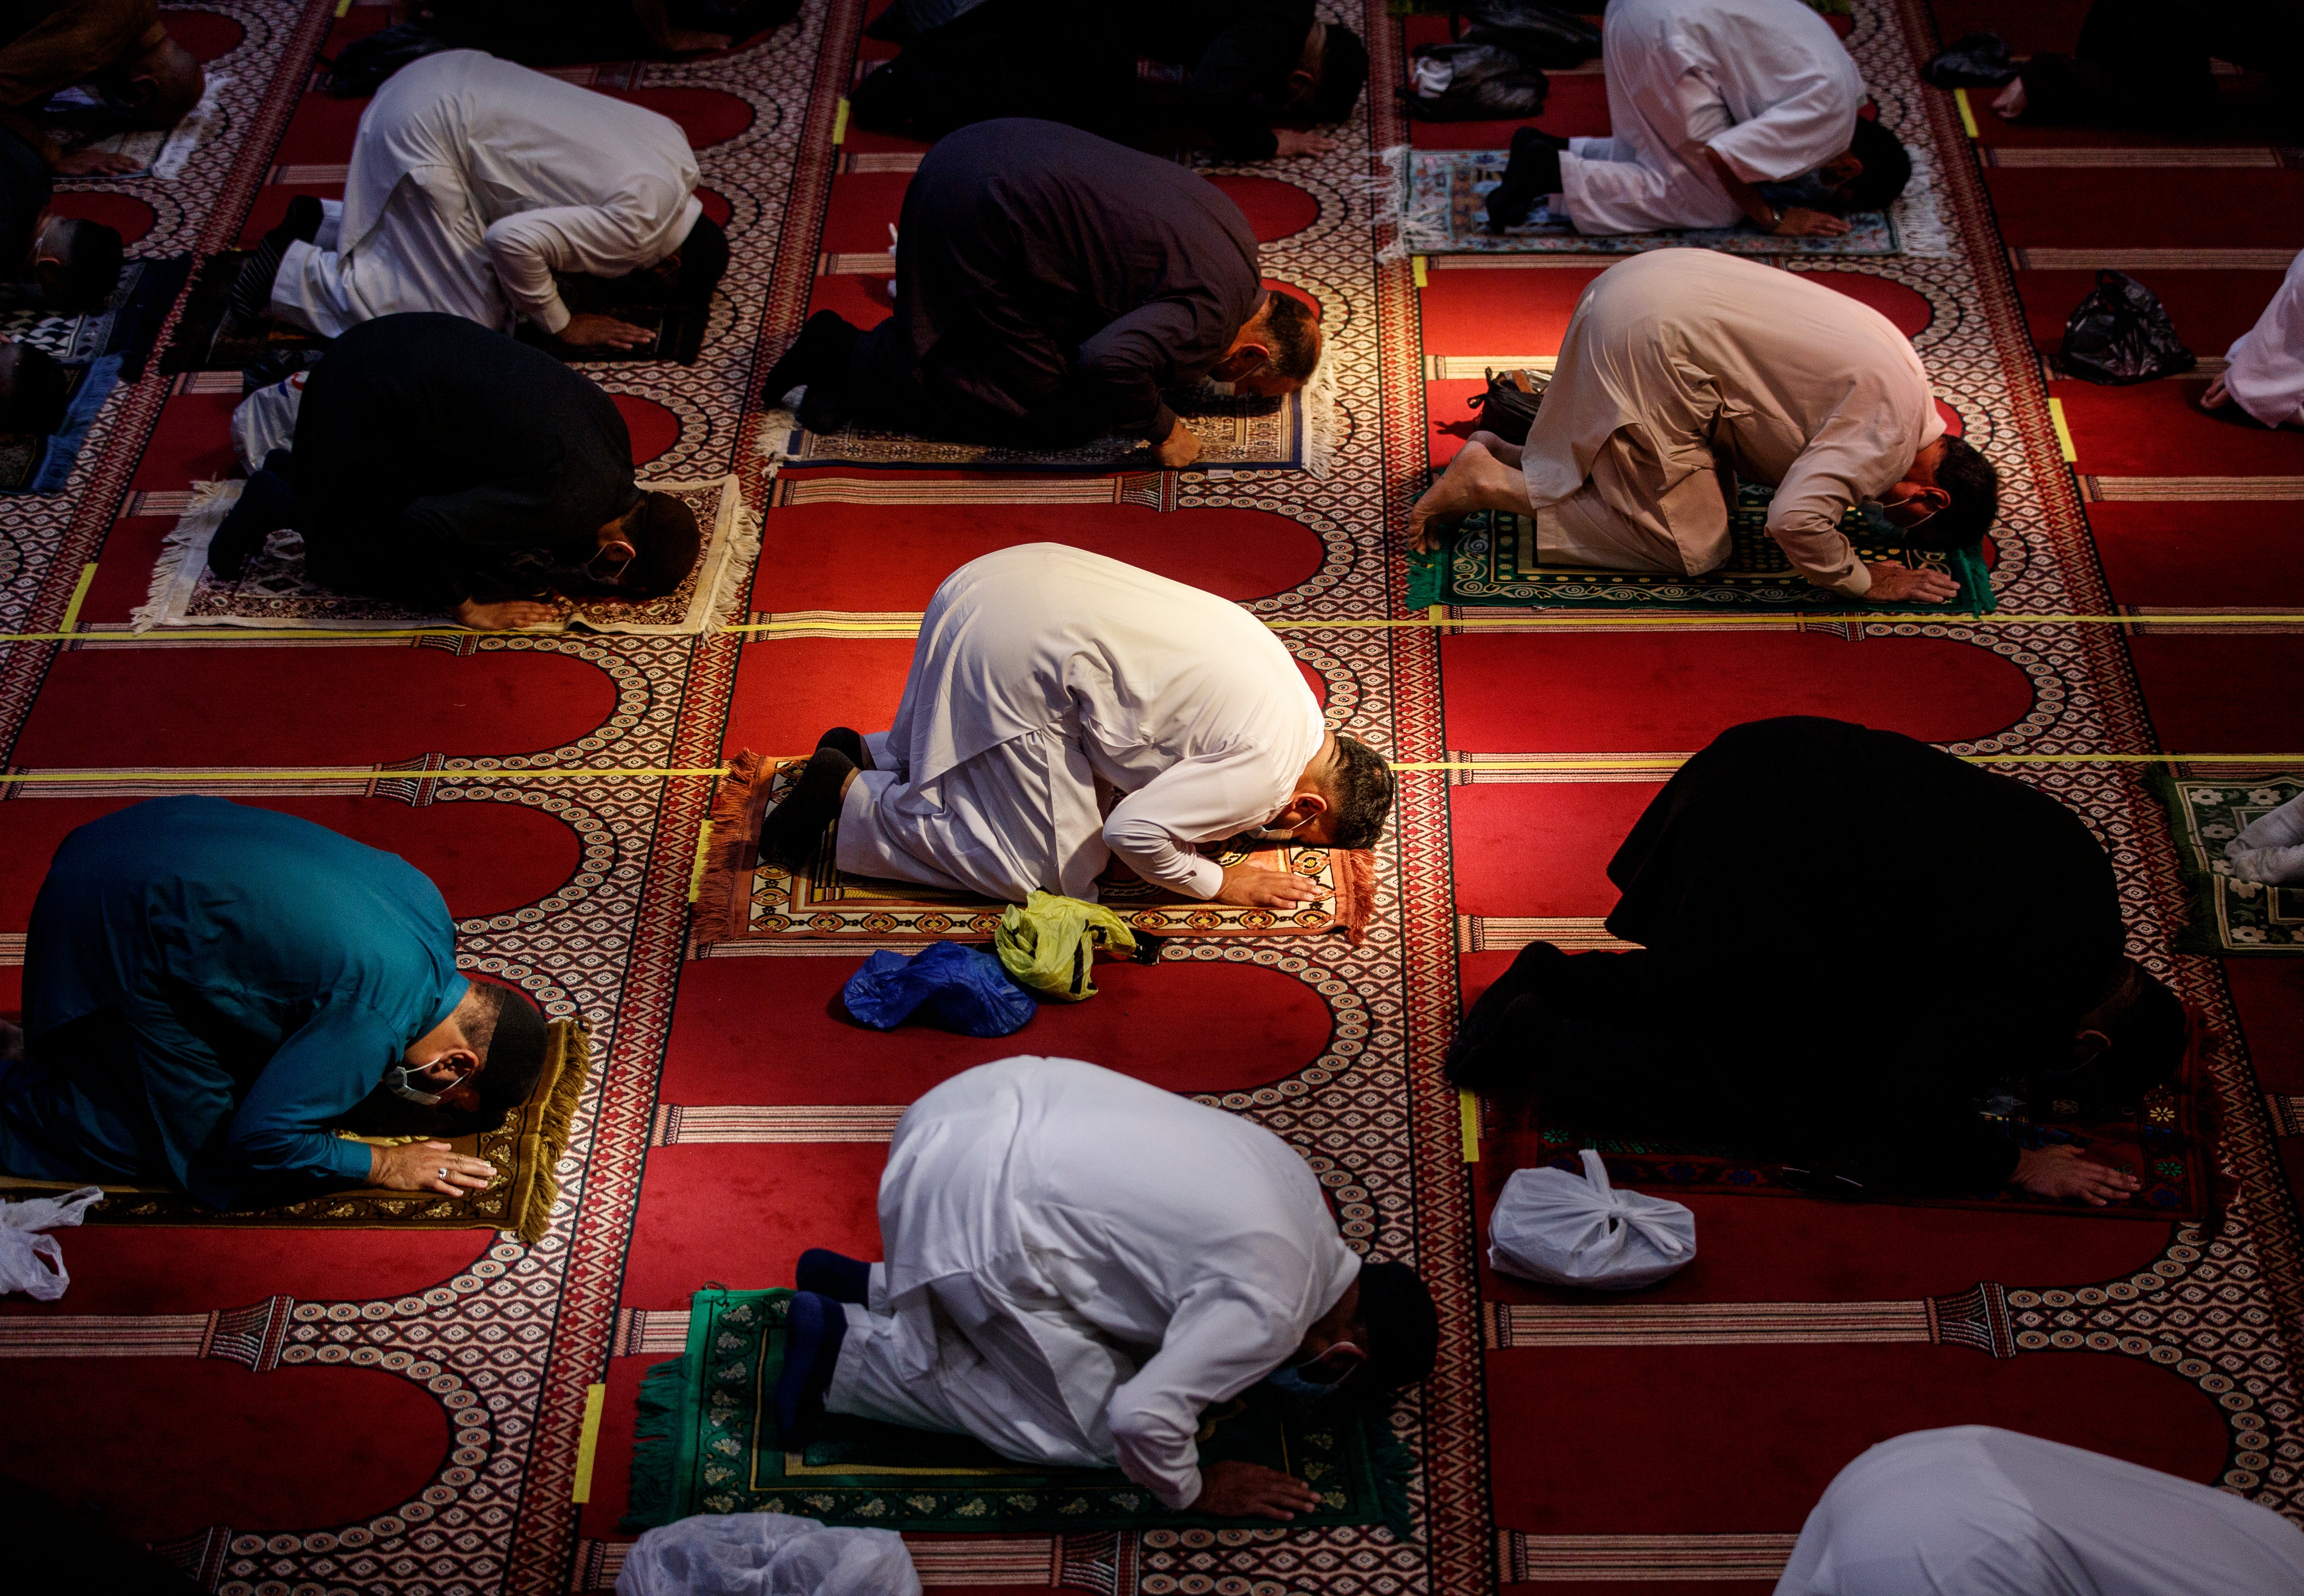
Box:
1485 126 1568 232
796 1247 871 1303
760 309 859 410
775 1289 849 1446
1443 940 1566 1087
228 195 325 324
815 726 872 771
206 460 303 580
758 745 855 870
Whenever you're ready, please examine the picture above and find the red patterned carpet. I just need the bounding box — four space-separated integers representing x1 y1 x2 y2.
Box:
2 2 2301 1593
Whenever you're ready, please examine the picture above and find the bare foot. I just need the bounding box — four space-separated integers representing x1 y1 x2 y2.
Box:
2200 375 2232 413
1468 429 1525 469
1407 442 1533 552
1991 77 2026 118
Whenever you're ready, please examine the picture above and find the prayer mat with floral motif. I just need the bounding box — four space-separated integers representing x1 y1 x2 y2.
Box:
622 1287 1413 1537
691 750 1376 949
2155 773 2304 955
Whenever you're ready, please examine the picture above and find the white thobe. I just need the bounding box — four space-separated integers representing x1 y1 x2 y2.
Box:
2224 251 2304 431
270 50 702 338
1776 1426 2304 1596
824 1057 1362 1510
836 545 1325 903
1560 0 1865 236
1522 250 1943 597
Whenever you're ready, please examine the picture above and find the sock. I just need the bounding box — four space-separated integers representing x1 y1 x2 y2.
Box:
228 195 325 324
796 1248 871 1303
815 726 870 770
760 310 858 409
759 746 855 870
206 466 301 580
1486 130 1568 232
774 1291 849 1445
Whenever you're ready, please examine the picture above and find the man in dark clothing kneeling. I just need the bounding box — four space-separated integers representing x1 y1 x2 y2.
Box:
1446 717 2187 1203
761 118 1322 469
205 312 700 631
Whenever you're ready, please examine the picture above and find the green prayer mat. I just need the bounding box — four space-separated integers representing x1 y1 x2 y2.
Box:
1406 487 1996 614
2154 771 2304 954
624 1288 1414 1538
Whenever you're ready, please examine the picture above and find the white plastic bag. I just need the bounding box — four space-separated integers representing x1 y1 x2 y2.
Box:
616 1513 920 1596
0 1186 104 1302
1488 1150 1695 1290
229 370 307 477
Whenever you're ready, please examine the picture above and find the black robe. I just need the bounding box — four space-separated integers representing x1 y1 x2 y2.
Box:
287 312 640 609
843 118 1262 446
1523 717 2127 1194
0 122 46 265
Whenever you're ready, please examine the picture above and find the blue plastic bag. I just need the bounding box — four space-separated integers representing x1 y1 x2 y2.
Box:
840 942 1035 1037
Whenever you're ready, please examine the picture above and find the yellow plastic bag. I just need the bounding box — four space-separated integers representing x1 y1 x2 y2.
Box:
994 890 1138 1003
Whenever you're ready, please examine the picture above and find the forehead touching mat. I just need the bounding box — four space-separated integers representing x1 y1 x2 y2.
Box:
1388 147 1901 256
2155 772 2304 955
623 1287 1412 1537
0 1020 589 1241
129 474 757 635
693 750 1375 948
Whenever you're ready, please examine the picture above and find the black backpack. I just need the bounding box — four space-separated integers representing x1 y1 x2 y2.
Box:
2062 271 2196 385
1455 1 1602 70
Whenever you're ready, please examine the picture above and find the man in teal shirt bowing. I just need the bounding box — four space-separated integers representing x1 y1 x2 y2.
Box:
0 797 548 1207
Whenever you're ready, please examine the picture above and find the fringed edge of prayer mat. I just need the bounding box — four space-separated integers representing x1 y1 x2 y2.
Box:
691 747 775 948
0 1019 592 1238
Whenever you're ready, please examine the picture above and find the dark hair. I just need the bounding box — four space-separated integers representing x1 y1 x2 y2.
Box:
0 342 68 435
623 490 703 598
2047 968 2187 1116
1311 25 1369 124
1842 116 1912 213
1355 1262 1438 1394
1327 733 1395 850
43 219 122 313
1253 291 1322 388
465 982 551 1122
1915 434 1999 551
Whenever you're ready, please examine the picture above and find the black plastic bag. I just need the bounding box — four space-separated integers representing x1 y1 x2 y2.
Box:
1455 1 1601 71
1468 367 1547 444
1921 31 2018 89
1400 42 1548 122
317 24 454 96
2062 270 2196 385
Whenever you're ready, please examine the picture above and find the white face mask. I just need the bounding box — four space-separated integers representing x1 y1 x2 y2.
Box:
383 1063 446 1106
1242 821 1306 842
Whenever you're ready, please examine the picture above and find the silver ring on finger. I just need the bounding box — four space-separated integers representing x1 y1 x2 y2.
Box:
438 1167 449 1180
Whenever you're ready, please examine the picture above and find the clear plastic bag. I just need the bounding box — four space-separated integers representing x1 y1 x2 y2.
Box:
0 1186 104 1302
1488 1150 1696 1290
616 1513 920 1596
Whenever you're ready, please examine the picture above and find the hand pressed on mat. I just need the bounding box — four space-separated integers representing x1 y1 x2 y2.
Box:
1192 1459 1323 1521
1862 559 1960 603
1152 424 1204 469
557 312 655 351
1213 861 1332 909
1772 206 1849 239
53 147 142 177
455 598 560 631
370 1140 496 1196
2010 1144 2141 1207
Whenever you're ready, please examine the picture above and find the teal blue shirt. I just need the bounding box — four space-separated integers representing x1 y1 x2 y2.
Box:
2 797 468 1207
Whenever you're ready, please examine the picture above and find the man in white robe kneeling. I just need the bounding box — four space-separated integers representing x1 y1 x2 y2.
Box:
228 49 727 352
776 1057 1439 1519
762 544 1396 909
1407 251 1998 605
2203 249 2304 431
1775 1426 2304 1595
1482 0 1910 240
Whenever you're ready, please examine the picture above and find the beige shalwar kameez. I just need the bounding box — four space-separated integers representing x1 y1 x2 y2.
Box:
1522 249 1944 598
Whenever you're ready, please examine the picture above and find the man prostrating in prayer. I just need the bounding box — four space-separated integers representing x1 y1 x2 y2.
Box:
1407 250 1998 604
778 1057 1439 1519
204 312 701 631
762 544 1396 909
759 118 1322 468
1446 717 2190 1203
0 798 550 1207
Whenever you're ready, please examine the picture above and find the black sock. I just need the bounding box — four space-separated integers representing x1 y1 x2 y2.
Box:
761 310 858 409
1486 128 1568 232
207 466 301 580
759 746 856 869
229 195 325 323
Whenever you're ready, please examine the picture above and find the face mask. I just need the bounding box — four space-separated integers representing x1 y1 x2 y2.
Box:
383 1063 446 1106
1266 1341 1364 1398
1241 822 1305 842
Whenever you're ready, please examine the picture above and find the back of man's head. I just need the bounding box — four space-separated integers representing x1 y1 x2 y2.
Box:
1255 293 1322 389
2051 967 2187 1117
1326 734 1395 850
1916 434 1999 552
127 39 206 128
623 491 703 599
1311 26 1369 124
0 341 68 436
1355 1262 1438 1394
467 982 552 1123
1841 116 1912 213
37 218 122 313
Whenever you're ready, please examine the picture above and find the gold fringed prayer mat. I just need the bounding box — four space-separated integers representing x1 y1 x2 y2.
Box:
692 751 1375 949
1407 495 1996 614
763 385 1319 471
1475 1013 2212 1222
623 1288 1413 1537
133 476 756 636
0 1019 590 1241
2154 772 2304 954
